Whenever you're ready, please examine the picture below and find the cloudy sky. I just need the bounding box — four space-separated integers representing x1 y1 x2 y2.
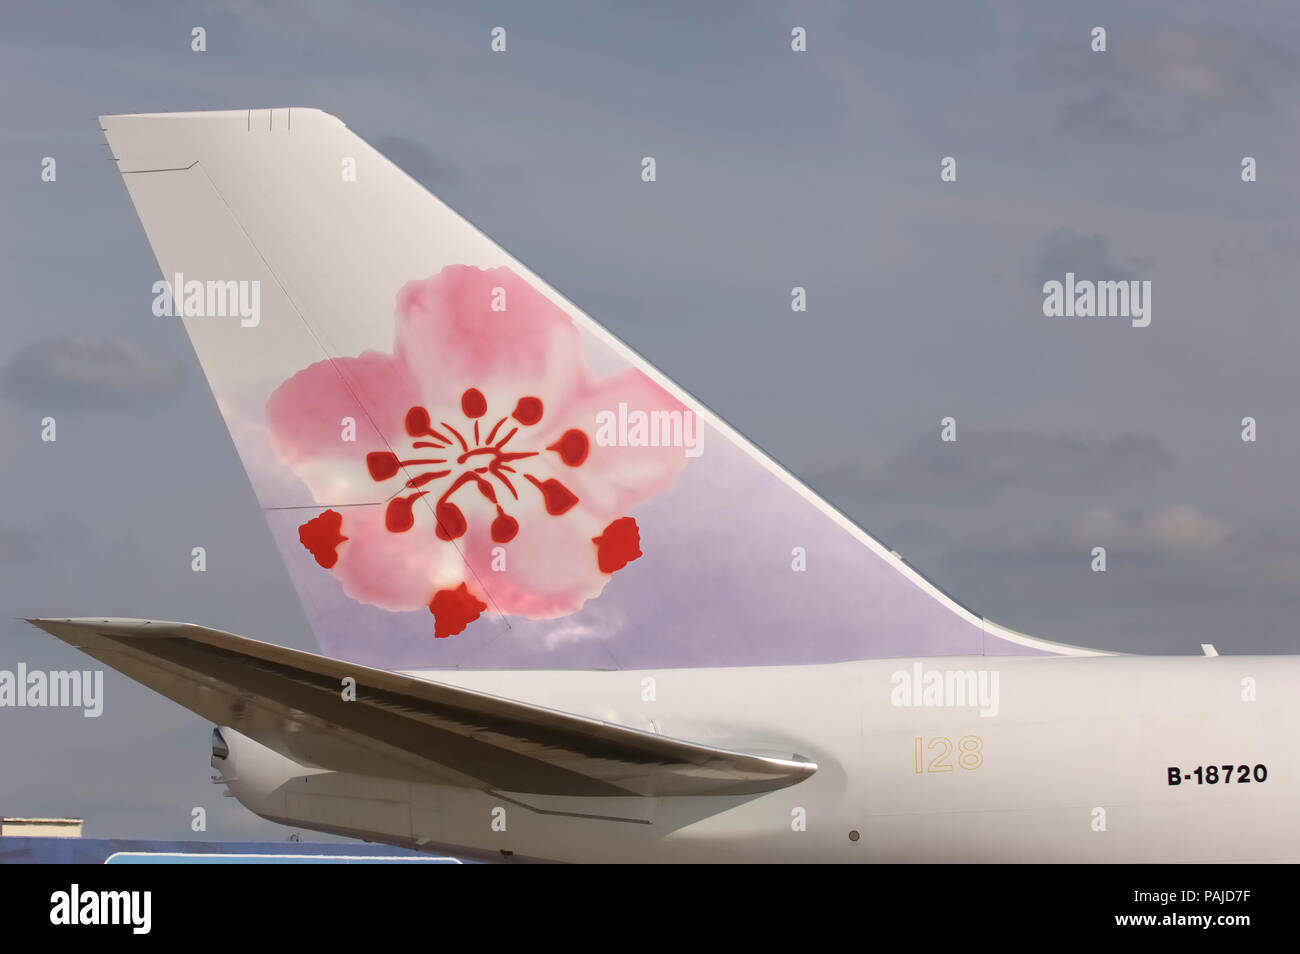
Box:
1 1 1298 840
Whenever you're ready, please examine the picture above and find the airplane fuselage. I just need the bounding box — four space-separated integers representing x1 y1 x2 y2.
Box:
216 654 1300 862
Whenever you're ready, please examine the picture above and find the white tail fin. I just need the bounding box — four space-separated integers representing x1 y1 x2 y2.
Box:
102 108 1099 669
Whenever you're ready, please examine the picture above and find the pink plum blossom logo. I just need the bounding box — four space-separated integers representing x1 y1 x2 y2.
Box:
267 265 689 638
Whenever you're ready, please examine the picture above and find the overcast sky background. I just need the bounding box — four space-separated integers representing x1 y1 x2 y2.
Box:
1 1 1298 841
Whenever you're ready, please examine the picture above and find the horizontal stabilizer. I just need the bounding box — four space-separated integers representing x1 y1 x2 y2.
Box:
26 618 815 798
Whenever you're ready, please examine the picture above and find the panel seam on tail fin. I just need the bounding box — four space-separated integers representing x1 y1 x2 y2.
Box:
121 161 199 175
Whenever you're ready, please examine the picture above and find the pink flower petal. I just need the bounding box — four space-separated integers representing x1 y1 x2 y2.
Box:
328 503 469 612
266 265 693 634
267 351 424 503
393 265 587 414
532 368 693 519
461 503 611 618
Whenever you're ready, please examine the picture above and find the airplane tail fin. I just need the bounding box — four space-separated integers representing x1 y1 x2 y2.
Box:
101 108 1101 670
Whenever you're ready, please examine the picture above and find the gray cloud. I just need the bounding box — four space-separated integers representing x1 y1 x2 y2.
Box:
1023 24 1300 138
926 504 1300 653
1056 87 1198 139
1024 228 1150 291
810 428 1175 502
0 336 186 412
944 504 1230 563
0 514 87 569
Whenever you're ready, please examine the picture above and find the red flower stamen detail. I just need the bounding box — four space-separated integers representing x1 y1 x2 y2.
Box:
366 390 593 607
435 500 467 540
512 396 543 425
428 583 487 638
491 508 519 543
484 416 507 445
298 509 348 569
367 451 400 480
386 492 427 532
461 388 487 418
490 464 518 498
548 429 589 467
406 406 434 436
441 421 469 452
406 470 450 488
369 451 449 482
471 472 498 503
525 474 579 514
593 517 642 573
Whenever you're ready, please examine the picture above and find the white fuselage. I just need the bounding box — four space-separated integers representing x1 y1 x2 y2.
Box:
216 654 1300 862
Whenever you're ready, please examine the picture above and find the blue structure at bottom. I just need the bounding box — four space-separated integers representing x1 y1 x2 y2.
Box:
0 837 463 864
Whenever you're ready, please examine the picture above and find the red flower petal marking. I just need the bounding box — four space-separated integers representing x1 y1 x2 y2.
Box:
511 396 543 425
298 509 349 569
593 517 642 573
429 583 487 638
548 428 589 467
